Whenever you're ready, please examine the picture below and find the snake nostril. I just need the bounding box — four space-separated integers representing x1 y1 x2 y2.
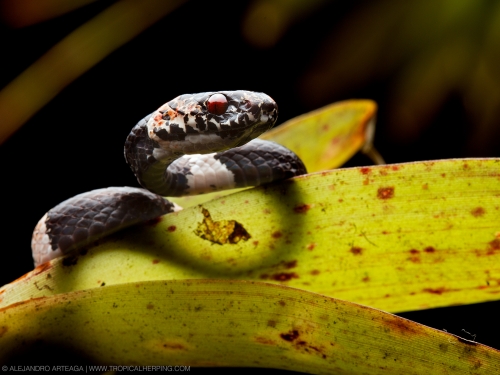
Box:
207 93 228 115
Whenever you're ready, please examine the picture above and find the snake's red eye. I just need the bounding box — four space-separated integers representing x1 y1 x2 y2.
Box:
207 94 228 115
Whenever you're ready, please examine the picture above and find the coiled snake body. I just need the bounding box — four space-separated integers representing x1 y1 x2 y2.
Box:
32 91 306 266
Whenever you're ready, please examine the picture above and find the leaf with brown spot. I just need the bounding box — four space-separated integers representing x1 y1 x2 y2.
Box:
1 280 499 373
377 186 395 199
3 159 500 317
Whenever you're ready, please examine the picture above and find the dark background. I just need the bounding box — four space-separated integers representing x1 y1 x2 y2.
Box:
0 0 499 367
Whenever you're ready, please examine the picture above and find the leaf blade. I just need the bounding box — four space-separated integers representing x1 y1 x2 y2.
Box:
1 279 498 373
2 158 499 313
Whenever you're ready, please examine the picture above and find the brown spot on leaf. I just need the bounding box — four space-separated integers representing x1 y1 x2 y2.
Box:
167 225 176 232
471 207 485 217
272 231 282 239
484 239 500 256
423 287 447 295
194 208 251 245
270 272 299 281
0 326 7 338
280 330 299 341
489 239 500 250
254 336 277 345
30 262 52 278
146 303 154 310
304 343 323 354
162 343 186 350
252 240 259 246
439 343 449 353
377 186 395 199
350 247 363 255
409 249 420 254
391 165 400 171
360 167 371 175
284 260 297 269
422 183 429 190
424 246 436 253
307 242 316 251
267 320 277 328
362 276 370 282
293 204 311 213
476 239 500 256
278 300 286 307
409 254 420 263
152 259 160 264
310 270 320 275
383 317 419 337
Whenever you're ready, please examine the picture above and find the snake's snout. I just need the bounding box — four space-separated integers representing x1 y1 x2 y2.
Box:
249 93 277 129
261 95 277 112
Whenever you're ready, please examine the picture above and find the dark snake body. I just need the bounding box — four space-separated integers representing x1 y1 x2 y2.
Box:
32 91 306 266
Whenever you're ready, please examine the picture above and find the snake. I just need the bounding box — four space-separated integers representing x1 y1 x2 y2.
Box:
31 91 307 266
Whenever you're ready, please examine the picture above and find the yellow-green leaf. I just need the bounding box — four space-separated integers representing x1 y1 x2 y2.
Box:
261 99 377 172
1 279 498 373
2 158 499 314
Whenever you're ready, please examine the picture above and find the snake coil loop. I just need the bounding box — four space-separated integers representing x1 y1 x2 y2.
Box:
32 91 306 266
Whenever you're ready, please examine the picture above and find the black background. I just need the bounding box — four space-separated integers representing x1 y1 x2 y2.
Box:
0 0 498 367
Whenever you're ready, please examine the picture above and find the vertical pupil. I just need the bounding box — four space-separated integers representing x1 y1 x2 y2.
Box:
207 94 228 115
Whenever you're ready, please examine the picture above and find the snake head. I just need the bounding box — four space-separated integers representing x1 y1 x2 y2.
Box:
146 90 278 155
